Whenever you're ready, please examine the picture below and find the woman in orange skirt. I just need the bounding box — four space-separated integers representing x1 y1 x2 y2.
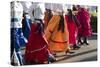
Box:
45 10 70 55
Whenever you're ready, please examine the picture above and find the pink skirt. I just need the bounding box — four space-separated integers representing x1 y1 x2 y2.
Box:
68 22 78 45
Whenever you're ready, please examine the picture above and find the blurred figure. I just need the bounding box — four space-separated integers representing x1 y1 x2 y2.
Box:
45 4 70 55
44 9 53 29
22 13 32 40
11 1 27 65
24 3 55 64
44 3 53 30
21 1 35 22
65 8 80 49
21 1 32 40
76 5 92 45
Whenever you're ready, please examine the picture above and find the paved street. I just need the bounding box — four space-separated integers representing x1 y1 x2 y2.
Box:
14 33 97 65
53 33 97 63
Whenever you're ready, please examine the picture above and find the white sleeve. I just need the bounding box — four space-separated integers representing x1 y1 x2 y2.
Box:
34 3 45 20
28 3 38 21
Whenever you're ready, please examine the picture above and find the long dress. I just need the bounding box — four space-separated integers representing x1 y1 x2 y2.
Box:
45 15 69 52
76 8 92 37
24 23 49 64
65 15 78 45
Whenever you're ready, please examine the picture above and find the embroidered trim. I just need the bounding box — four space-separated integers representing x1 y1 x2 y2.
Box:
27 45 47 53
51 39 68 43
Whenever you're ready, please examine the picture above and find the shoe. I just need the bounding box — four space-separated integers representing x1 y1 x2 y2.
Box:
83 42 89 45
48 53 56 63
78 41 83 45
11 62 15 66
65 50 75 54
73 45 80 50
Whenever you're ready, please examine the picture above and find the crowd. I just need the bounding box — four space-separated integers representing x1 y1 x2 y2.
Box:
11 1 92 65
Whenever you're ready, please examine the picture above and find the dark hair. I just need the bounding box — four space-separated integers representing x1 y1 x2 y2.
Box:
46 9 53 26
67 9 74 22
58 15 65 33
35 19 44 34
72 5 78 11
48 9 53 22
67 9 80 27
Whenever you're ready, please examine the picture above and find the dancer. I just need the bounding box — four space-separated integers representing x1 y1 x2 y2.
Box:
65 9 80 49
24 3 55 64
45 4 70 55
76 5 92 45
11 1 27 65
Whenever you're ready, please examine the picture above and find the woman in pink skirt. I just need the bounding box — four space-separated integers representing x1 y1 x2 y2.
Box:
76 5 92 45
65 9 80 49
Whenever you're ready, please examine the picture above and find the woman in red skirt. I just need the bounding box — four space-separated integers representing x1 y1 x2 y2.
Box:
76 5 92 45
65 9 80 49
24 20 49 64
24 3 55 64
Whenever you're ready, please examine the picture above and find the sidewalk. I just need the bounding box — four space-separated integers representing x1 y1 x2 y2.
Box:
53 33 97 63
19 33 97 65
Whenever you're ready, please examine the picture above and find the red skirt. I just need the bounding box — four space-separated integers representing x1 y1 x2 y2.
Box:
77 9 92 37
24 24 48 63
68 22 78 45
